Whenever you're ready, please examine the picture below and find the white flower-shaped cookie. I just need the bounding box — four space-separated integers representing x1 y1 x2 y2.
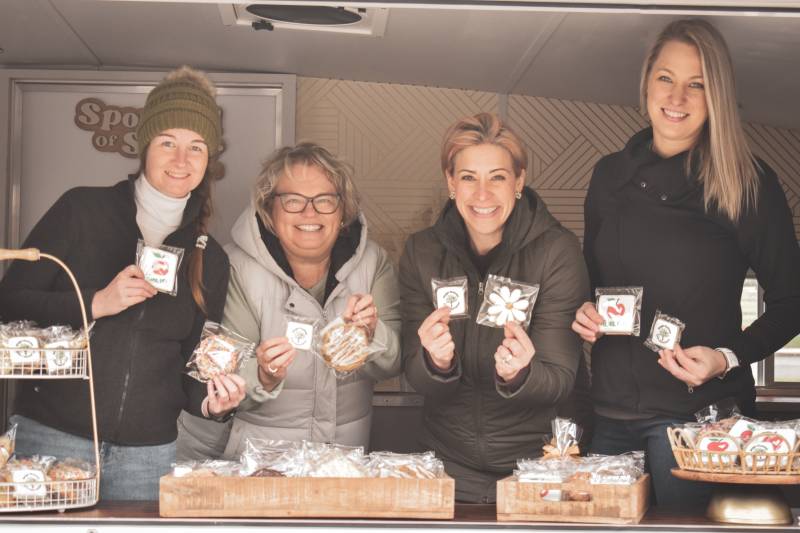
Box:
487 286 529 326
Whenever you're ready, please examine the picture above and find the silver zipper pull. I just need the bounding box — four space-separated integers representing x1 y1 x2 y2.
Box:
478 282 484 296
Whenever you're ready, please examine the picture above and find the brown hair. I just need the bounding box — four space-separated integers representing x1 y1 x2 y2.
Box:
640 19 759 221
441 112 528 178
254 142 360 232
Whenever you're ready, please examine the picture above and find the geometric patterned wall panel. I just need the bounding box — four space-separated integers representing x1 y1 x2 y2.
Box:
297 77 800 260
745 124 800 240
297 77 498 260
508 96 648 241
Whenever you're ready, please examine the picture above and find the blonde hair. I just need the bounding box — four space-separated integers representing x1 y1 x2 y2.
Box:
254 143 360 231
640 19 759 221
441 112 528 179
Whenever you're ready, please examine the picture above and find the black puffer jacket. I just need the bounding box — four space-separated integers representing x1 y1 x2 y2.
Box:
0 177 229 445
401 187 589 501
585 128 800 418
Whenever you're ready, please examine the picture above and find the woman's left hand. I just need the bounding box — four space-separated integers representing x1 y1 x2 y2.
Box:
657 345 727 389
206 374 247 417
494 322 536 382
344 293 378 338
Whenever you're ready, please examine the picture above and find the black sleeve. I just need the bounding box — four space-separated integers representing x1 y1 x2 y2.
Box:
0 190 98 327
181 245 231 417
728 164 800 364
400 235 462 401
582 158 608 293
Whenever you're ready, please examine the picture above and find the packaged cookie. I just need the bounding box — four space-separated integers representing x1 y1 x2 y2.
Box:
696 430 739 467
48 458 95 502
316 317 385 376
0 424 16 469
283 315 319 351
171 460 241 478
5 455 56 500
595 287 643 336
366 451 444 479
431 277 469 319
1 321 42 370
644 310 685 352
41 324 91 375
743 429 796 469
186 321 255 383
136 239 184 296
476 275 539 329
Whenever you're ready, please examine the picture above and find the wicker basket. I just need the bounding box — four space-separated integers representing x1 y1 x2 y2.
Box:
668 427 800 475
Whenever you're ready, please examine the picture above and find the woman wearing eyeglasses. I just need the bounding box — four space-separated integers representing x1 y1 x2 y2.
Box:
177 142 402 459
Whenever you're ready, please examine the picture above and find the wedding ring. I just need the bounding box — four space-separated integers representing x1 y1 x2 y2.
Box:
267 364 278 375
501 354 512 366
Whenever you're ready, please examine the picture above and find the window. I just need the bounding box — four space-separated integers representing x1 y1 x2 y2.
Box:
740 277 800 387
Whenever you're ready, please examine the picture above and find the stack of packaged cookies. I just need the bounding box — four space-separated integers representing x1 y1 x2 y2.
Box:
0 321 90 377
668 411 800 474
0 425 96 509
170 439 445 481
512 418 645 502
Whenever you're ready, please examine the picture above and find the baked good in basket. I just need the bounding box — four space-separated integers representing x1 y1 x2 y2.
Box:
48 460 94 502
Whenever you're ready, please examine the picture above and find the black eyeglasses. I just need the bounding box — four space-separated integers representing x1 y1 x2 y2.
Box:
274 192 341 214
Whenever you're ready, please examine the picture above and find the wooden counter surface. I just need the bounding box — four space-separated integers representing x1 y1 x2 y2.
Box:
0 501 797 531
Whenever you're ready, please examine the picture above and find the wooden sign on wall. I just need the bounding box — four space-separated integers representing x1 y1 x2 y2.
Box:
74 97 141 158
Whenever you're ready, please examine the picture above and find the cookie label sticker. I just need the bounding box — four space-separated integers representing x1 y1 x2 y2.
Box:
436 286 466 315
8 336 40 365
12 469 47 497
649 318 679 350
597 294 636 334
140 246 180 293
286 321 314 351
44 340 73 373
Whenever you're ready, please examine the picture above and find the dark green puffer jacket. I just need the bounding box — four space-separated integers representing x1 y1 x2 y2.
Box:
400 187 589 502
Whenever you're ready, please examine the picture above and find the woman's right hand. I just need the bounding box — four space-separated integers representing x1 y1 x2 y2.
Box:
256 336 296 392
571 301 605 343
418 306 455 371
91 265 157 319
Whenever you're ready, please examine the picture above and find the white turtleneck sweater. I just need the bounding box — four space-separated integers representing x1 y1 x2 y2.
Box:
135 174 189 246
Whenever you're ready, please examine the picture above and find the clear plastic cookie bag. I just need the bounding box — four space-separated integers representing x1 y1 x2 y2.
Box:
186 321 255 383
136 239 185 296
476 274 539 329
431 276 469 319
595 286 643 336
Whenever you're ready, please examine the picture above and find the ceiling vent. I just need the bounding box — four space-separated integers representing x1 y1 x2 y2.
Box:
218 4 389 36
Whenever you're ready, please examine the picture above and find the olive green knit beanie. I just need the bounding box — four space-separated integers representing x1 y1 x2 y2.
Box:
137 66 222 156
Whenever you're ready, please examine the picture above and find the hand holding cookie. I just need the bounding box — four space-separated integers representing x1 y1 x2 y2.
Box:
343 293 378 339
494 321 535 381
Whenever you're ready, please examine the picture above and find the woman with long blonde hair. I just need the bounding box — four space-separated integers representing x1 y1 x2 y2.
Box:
572 19 800 508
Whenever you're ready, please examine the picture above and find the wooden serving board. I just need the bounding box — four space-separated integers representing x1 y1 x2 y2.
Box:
159 475 455 519
496 473 650 524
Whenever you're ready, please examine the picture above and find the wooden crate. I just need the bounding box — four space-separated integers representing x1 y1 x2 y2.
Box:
496 473 650 524
159 475 454 519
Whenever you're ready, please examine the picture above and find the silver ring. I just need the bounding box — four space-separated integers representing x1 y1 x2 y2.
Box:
501 354 512 366
267 364 278 375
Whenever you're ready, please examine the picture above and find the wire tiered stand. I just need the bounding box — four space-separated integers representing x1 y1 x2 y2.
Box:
668 426 799 525
0 248 100 512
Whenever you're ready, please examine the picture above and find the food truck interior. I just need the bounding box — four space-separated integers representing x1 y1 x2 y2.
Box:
0 0 798 513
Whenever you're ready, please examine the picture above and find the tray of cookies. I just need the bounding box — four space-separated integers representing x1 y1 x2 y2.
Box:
668 415 800 475
160 440 454 518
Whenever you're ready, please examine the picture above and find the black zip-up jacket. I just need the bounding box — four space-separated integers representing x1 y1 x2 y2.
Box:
0 177 230 445
585 128 800 418
401 188 589 500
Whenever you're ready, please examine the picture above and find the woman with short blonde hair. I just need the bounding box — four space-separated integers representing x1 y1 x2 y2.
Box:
402 112 589 502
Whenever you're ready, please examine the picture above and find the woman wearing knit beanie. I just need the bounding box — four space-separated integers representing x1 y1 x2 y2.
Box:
0 66 245 500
